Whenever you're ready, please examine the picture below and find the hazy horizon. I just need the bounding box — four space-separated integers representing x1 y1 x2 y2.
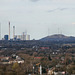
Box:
0 0 75 40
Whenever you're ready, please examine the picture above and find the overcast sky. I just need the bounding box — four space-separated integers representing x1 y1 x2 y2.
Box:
0 0 75 40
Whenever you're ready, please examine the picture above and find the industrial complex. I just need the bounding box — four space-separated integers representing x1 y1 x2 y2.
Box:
3 22 30 41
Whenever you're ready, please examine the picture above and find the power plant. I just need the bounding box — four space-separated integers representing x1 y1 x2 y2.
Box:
3 22 30 41
14 33 30 40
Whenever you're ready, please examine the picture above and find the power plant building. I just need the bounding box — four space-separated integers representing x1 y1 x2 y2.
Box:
4 35 8 40
4 22 30 41
14 35 30 40
26 35 30 40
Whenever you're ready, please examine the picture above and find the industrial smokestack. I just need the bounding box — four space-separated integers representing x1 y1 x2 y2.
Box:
13 26 15 40
0 23 1 40
9 22 10 40
23 32 24 40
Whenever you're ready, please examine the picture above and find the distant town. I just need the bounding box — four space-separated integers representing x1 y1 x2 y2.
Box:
0 22 75 75
0 33 75 75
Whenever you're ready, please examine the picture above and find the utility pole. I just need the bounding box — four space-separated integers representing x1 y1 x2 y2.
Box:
40 65 42 75
65 53 67 75
33 66 34 75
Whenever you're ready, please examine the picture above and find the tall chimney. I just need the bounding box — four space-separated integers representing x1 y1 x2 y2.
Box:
13 26 15 39
23 32 25 40
0 23 1 40
9 22 10 40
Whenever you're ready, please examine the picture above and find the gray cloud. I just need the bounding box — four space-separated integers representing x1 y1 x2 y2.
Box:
59 8 68 11
30 0 39 2
47 8 58 12
47 8 69 13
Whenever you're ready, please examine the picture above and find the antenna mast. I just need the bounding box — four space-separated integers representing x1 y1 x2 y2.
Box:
48 28 50 36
